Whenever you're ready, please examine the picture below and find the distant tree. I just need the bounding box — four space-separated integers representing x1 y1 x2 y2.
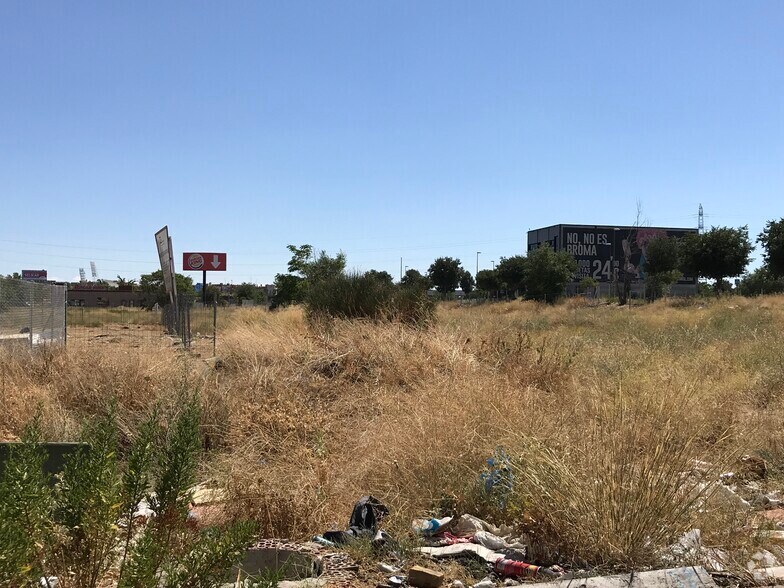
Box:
400 269 431 292
235 283 266 305
643 236 681 300
738 267 784 297
115 275 137 289
0 274 26 312
271 274 304 308
365 270 394 285
680 226 753 293
286 244 314 275
271 244 347 307
459 270 475 295
758 218 784 277
523 245 577 303
495 255 527 298
286 244 346 283
475 269 500 298
427 257 463 296
139 270 196 308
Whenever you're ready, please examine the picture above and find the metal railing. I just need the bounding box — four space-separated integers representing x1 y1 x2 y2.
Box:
0 277 66 347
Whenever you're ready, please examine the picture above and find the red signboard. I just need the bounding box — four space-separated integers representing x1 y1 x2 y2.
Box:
22 269 48 281
182 252 227 271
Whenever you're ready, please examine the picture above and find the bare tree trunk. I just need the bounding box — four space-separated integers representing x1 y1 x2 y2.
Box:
619 201 644 306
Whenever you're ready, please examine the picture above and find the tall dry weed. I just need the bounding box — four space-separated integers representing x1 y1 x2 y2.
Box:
3 295 784 568
511 386 737 568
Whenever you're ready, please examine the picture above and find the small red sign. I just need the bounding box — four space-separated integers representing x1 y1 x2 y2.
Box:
182 252 227 271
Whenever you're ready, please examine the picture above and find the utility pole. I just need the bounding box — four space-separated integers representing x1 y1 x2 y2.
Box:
400 257 403 281
476 251 481 276
698 204 704 234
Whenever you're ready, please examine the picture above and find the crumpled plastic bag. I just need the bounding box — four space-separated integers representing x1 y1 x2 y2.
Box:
474 530 527 554
455 514 513 538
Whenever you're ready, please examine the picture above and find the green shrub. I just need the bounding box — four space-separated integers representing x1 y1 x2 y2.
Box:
578 277 598 294
738 267 784 296
524 245 577 303
0 418 52 586
0 396 257 588
304 271 435 325
389 285 437 326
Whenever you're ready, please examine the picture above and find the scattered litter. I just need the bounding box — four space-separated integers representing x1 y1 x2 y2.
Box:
518 566 716 588
189 481 227 505
470 578 494 588
413 517 453 536
665 529 728 573
379 563 402 574
408 565 444 588
752 566 784 584
759 530 784 545
389 576 406 587
747 549 780 571
420 539 556 580
473 530 527 556
419 543 504 563
480 448 514 510
494 559 541 578
322 495 389 545
454 514 512 538
373 529 392 549
39 578 59 587
452 581 465 588
698 481 752 511
132 498 155 520
428 532 473 546
670 528 702 559
312 535 337 548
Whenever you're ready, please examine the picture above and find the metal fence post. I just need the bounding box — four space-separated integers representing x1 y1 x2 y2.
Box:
213 294 217 356
64 288 68 347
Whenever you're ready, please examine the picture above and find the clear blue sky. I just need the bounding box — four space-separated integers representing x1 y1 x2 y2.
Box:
1 1 782 283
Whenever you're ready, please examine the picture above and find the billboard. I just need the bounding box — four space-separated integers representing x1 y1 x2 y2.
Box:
182 252 227 271
560 225 697 283
22 269 48 282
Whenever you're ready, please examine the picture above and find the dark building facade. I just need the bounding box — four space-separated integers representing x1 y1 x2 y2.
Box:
67 285 144 307
527 224 699 296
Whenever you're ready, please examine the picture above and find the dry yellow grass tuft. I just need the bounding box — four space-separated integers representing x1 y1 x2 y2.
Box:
3 296 784 567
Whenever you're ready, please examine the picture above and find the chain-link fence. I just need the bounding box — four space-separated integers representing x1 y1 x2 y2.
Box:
0 277 66 348
65 298 217 355
65 305 167 346
163 300 217 354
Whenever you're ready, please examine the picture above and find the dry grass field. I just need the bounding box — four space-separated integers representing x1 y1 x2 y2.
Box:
3 296 784 574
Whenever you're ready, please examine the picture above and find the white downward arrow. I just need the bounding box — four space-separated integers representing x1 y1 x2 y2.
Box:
211 255 220 269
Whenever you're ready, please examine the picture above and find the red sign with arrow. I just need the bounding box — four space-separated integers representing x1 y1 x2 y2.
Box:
182 252 227 271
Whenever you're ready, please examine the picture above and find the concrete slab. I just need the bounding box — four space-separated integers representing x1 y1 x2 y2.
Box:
521 567 715 588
